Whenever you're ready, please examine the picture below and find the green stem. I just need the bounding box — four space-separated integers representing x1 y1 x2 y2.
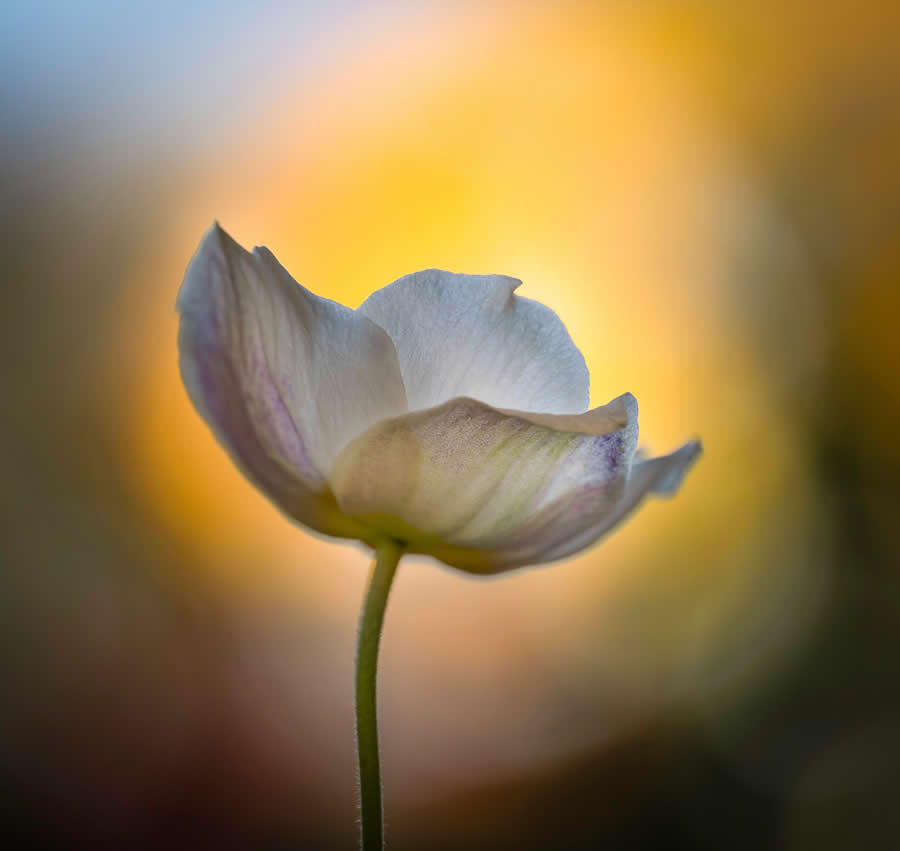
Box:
356 538 403 851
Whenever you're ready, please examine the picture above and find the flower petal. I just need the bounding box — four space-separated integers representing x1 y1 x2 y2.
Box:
328 394 639 568
493 439 703 569
177 223 407 537
359 269 589 414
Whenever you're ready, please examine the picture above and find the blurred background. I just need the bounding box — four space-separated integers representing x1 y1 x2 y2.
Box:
3 1 899 848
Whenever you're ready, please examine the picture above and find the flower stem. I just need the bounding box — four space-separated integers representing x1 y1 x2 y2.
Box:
356 538 403 851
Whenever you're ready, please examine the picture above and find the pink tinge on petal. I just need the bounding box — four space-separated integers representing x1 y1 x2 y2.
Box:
178 226 321 484
176 224 406 540
329 395 644 570
522 439 703 567
181 327 313 502
394 438 699 574
180 305 362 539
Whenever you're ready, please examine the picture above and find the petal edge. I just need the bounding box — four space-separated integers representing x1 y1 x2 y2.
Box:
360 269 589 414
177 223 407 537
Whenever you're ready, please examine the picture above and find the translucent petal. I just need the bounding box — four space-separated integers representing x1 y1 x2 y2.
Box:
359 269 589 414
177 223 407 536
328 394 639 567
490 439 703 570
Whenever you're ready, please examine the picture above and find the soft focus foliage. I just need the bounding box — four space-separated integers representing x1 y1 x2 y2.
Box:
3 1 899 849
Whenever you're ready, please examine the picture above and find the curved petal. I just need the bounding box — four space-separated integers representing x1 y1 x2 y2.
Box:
359 269 589 414
481 439 703 570
328 394 638 568
177 223 407 537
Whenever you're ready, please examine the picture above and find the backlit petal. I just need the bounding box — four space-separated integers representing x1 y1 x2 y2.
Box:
359 269 589 414
177 223 407 537
328 394 638 567
488 439 703 569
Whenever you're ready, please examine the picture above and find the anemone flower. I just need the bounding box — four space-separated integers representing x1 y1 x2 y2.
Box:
177 223 701 850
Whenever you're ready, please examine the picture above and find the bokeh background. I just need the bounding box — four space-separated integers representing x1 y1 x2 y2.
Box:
3 1 900 849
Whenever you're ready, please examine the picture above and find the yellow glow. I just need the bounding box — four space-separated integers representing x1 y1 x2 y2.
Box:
129 3 808 695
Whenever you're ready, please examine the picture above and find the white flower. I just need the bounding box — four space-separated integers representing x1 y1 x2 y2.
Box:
177 223 701 574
